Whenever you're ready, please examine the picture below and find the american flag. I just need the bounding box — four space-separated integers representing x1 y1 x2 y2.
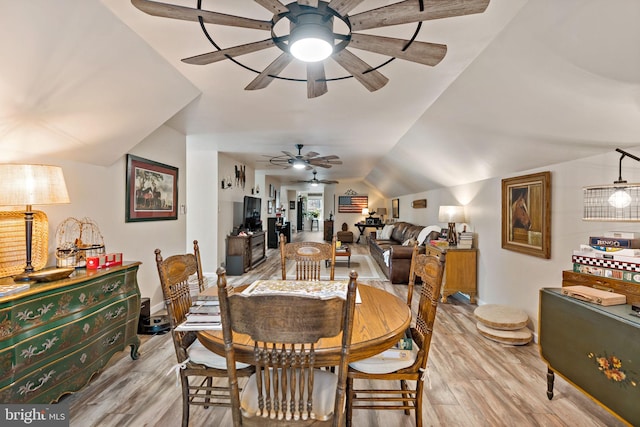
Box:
338 195 368 213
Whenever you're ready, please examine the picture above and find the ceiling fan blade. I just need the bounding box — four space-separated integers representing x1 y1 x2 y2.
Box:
245 53 294 90
350 0 490 31
320 180 339 184
332 49 388 92
304 151 320 158
307 62 328 99
254 0 289 15
327 0 366 16
182 39 275 65
282 151 296 157
131 0 271 31
298 0 319 7
349 33 446 66
313 154 339 160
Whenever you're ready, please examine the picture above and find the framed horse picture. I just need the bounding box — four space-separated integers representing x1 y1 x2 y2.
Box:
501 171 551 258
126 154 178 222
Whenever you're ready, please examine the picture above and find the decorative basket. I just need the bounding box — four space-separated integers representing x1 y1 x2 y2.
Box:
55 217 105 268
0 210 49 278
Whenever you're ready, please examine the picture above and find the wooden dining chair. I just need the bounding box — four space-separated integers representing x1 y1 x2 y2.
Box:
280 233 336 280
345 244 445 427
155 241 253 427
217 267 358 427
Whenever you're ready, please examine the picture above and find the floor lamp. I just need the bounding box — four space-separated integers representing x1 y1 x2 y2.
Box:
0 165 70 282
438 205 465 247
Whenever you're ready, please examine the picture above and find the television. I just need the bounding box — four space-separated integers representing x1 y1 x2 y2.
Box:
243 196 262 231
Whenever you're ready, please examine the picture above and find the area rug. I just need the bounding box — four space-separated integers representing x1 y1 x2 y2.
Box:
277 254 384 280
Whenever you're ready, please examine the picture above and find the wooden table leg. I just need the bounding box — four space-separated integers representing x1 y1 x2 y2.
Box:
546 367 554 400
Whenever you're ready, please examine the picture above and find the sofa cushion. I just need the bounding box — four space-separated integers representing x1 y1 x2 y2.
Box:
379 224 394 240
402 237 418 246
417 225 442 246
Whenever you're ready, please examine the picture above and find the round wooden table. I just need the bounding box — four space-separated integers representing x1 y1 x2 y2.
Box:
197 284 411 366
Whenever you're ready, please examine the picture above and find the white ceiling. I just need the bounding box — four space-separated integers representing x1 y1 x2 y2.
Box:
1 0 639 197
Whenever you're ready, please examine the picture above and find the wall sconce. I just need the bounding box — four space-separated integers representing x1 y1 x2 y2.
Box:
0 164 70 281
584 148 640 221
221 176 233 190
439 205 465 246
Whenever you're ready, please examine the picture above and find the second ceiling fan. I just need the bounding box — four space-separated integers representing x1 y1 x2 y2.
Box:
294 170 339 186
269 144 342 170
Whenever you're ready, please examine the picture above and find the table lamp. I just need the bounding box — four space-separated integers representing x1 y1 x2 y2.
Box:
377 208 387 222
438 205 465 246
0 164 70 281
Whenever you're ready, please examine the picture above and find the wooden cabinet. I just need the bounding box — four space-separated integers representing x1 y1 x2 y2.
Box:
324 220 334 241
539 288 640 426
226 231 266 274
424 245 477 303
562 270 640 306
0 262 141 403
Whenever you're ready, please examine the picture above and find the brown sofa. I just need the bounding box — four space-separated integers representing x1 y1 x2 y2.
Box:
368 222 441 284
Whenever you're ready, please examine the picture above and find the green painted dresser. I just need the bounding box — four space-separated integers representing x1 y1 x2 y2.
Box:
0 262 141 403
539 288 639 426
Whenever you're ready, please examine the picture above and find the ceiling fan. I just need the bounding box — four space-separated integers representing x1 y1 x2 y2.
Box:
269 144 342 169
294 170 339 186
131 0 490 98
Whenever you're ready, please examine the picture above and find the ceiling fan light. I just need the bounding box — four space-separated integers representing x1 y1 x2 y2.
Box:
292 159 306 169
311 181 318 187
289 14 334 63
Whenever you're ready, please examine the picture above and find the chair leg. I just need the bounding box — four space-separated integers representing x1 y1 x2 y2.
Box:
401 380 411 416
181 374 190 427
415 378 425 427
204 376 213 408
345 377 353 427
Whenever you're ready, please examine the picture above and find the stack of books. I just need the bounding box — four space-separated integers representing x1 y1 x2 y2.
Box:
0 283 30 297
175 294 221 331
458 232 473 249
572 231 640 284
369 329 414 360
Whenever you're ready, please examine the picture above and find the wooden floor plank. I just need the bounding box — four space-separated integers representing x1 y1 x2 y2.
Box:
61 231 626 426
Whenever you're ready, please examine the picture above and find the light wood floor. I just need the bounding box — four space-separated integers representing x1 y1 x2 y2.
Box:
61 231 626 426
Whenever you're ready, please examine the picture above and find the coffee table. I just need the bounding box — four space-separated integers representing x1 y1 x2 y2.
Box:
327 245 351 267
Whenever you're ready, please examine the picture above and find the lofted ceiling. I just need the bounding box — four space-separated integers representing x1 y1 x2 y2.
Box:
1 0 639 197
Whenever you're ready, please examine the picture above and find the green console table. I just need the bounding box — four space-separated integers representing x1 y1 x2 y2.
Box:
539 288 639 426
0 262 141 403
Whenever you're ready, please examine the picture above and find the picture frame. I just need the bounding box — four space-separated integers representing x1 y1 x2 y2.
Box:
392 198 400 218
501 171 551 258
289 201 295 210
126 154 178 222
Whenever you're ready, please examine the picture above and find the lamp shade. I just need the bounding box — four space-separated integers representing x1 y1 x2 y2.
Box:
361 208 369 216
0 164 70 207
438 205 465 223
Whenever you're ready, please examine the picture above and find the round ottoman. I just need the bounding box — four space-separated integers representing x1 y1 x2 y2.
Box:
474 304 528 330
476 322 532 345
474 304 532 345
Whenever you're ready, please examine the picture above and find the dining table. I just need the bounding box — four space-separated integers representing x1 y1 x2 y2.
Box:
196 281 412 366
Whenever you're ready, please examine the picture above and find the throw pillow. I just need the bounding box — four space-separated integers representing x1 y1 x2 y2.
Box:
417 225 442 245
380 224 394 240
402 237 418 247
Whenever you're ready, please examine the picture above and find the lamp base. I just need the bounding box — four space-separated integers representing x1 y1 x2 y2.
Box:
447 222 458 247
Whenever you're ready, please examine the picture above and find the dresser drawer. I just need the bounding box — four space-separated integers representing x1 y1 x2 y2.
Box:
0 296 136 391
0 321 130 403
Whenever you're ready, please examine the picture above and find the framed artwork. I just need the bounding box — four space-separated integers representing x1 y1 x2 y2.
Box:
338 195 368 213
126 154 178 222
392 198 400 218
501 171 551 258
289 201 295 210
268 200 273 214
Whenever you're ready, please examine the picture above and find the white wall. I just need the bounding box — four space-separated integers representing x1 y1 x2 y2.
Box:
395 149 640 334
22 125 188 312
